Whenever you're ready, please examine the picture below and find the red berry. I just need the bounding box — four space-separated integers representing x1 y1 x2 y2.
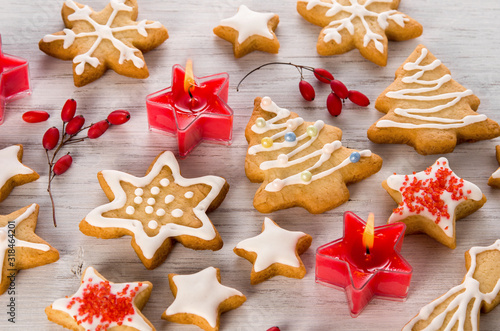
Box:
42 127 60 150
107 110 131 125
348 90 370 107
330 79 349 99
65 115 86 135
327 93 343 116
313 68 334 83
267 328 280 331
53 154 73 175
88 120 110 139
61 99 77 123
22 111 50 123
299 80 315 101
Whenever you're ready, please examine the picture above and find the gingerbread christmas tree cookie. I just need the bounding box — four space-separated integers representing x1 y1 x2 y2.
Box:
214 5 279 58
46 266 155 331
80 151 229 269
0 204 59 294
368 45 500 154
488 145 500 188
245 96 382 214
383 157 486 249
296 0 423 66
39 0 168 87
403 240 500 331
0 145 39 203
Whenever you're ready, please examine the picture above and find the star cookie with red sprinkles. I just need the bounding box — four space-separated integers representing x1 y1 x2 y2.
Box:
383 157 486 248
46 266 154 331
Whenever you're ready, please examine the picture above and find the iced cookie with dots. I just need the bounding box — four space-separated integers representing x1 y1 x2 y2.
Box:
403 240 500 331
214 5 279 58
234 217 312 284
0 204 59 295
368 45 500 154
296 0 423 66
39 0 168 87
46 266 155 331
383 157 486 249
79 151 229 269
162 267 246 331
0 145 40 203
488 146 500 188
245 96 382 214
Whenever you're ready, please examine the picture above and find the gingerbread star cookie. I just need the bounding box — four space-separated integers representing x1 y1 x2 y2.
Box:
0 145 39 203
162 267 246 331
39 0 168 87
80 151 229 269
234 217 312 284
403 240 500 331
296 0 423 66
368 45 500 154
488 146 500 188
214 5 279 58
46 266 155 331
245 96 382 214
383 157 486 249
0 204 59 294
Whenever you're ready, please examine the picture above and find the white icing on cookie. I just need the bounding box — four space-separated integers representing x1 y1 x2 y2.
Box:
156 208 166 217
148 221 158 230
160 178 170 186
135 188 144 196
125 206 135 215
218 5 276 44
165 195 174 204
171 209 183 218
376 47 488 129
0 145 36 191
493 168 500 179
134 196 143 204
147 198 155 205
150 186 160 195
184 191 194 199
145 206 154 214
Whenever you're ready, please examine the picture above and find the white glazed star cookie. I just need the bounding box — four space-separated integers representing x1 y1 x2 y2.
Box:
0 145 39 203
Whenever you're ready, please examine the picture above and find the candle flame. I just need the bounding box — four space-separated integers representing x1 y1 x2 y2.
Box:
362 213 375 255
184 59 195 94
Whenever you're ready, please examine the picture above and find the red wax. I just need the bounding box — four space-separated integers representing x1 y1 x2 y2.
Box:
0 35 31 125
316 211 412 317
146 64 233 158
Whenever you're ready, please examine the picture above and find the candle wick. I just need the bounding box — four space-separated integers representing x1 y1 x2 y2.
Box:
188 85 195 112
365 245 370 256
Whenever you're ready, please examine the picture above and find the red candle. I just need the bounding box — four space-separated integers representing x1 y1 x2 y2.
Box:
146 61 233 158
0 35 31 125
316 211 412 317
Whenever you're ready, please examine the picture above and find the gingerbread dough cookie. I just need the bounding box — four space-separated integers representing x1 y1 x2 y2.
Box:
0 145 39 203
488 146 500 188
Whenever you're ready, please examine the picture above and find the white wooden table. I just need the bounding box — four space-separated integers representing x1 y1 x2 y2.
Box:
0 0 499 330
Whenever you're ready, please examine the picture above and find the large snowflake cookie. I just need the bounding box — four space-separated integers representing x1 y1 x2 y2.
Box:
234 217 312 284
0 204 59 294
403 240 500 331
162 266 246 331
383 157 486 249
39 0 168 87
488 146 500 188
0 145 39 203
368 45 500 154
213 5 280 58
245 96 382 214
46 266 155 331
296 0 423 66
79 151 229 269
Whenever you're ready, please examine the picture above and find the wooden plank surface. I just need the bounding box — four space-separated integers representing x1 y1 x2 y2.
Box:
0 0 499 330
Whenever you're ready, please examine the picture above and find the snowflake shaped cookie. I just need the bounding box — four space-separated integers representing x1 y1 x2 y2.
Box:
46 267 155 331
0 145 39 203
80 151 229 269
297 0 423 66
383 157 486 248
0 204 59 294
39 0 168 86
234 217 312 284
163 267 246 331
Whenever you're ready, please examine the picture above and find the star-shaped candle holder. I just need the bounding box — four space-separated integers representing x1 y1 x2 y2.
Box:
315 211 412 317
146 64 234 158
0 36 31 125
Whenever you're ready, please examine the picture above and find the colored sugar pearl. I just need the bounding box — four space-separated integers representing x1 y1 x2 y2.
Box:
284 132 296 142
301 170 312 182
306 125 318 137
349 152 361 163
261 137 273 148
255 117 266 128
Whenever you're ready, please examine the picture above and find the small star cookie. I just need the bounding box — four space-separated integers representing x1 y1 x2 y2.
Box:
39 0 168 87
80 151 229 269
214 5 279 58
162 267 246 331
0 145 39 203
383 157 486 249
234 217 312 284
488 146 500 188
0 204 59 294
46 266 155 331
297 0 423 66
